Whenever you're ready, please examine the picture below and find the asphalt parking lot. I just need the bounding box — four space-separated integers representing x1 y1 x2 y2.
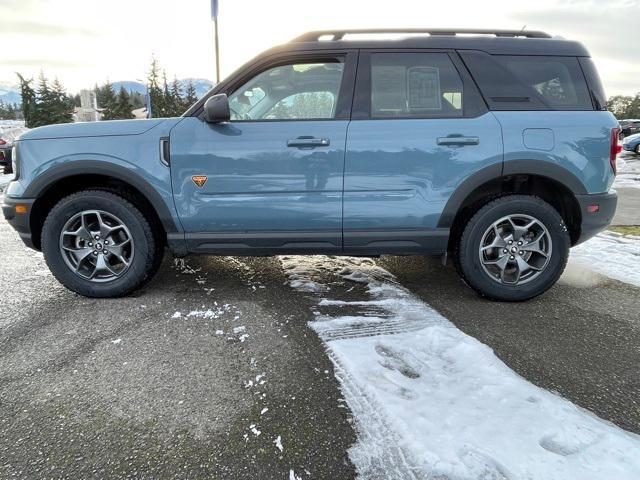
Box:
0 156 639 479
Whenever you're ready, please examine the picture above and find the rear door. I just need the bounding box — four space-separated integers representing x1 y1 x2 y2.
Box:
170 51 356 254
343 50 503 254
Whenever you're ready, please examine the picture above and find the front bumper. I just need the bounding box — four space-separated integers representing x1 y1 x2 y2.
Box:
2 196 36 249
574 190 617 245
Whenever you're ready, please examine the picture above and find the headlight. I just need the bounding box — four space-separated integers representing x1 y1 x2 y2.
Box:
11 145 18 180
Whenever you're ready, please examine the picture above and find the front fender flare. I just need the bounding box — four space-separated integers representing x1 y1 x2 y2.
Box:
24 160 180 234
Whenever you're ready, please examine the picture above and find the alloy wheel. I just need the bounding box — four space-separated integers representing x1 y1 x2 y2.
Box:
59 210 134 282
479 214 552 285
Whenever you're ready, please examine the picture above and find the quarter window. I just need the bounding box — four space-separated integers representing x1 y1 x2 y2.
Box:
500 56 592 110
370 53 463 118
228 61 344 121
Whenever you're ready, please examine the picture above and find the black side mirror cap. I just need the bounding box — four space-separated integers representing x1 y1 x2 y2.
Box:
203 94 231 123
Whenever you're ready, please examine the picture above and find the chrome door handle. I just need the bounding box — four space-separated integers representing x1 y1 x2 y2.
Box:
287 137 330 149
437 135 480 146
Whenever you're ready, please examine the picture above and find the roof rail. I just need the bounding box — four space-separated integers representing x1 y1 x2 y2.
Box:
292 28 552 42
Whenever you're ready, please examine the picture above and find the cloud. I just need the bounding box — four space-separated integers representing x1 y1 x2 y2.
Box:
0 19 96 37
0 58 86 68
509 7 637 63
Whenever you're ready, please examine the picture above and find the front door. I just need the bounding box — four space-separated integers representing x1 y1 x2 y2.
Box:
170 52 356 254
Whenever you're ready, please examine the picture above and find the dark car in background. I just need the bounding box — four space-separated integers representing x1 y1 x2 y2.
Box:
619 119 640 139
0 126 28 174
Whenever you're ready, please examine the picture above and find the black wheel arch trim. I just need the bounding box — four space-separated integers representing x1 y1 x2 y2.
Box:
437 160 588 228
23 160 180 234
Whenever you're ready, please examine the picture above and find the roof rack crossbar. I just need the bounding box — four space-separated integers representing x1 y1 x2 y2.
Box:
293 28 552 42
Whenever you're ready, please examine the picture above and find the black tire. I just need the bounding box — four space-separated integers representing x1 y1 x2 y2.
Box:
42 190 163 298
635 144 640 155
456 195 570 302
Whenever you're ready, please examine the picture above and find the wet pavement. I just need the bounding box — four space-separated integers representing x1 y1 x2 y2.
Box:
0 183 639 478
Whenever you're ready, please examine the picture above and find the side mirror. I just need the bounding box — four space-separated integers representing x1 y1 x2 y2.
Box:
203 93 230 123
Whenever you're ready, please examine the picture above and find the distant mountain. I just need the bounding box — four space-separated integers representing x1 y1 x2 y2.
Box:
0 78 215 105
110 81 147 95
0 82 21 105
111 78 215 98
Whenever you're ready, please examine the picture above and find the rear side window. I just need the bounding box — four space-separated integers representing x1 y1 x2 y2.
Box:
460 51 593 111
370 52 463 118
500 56 592 110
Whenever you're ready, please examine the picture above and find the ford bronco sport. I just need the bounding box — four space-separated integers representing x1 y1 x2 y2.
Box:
2 29 619 301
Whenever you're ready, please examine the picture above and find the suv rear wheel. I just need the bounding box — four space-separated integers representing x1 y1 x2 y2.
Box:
42 190 163 297
456 195 570 301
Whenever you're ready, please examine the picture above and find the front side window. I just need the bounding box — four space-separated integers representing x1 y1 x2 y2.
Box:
228 61 344 121
370 52 463 118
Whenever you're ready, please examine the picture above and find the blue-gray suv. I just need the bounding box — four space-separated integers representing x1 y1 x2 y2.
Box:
2 29 620 301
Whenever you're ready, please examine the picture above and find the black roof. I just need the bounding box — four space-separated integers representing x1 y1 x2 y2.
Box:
279 29 590 57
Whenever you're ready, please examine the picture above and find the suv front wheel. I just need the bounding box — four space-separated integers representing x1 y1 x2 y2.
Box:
457 195 570 301
42 190 163 297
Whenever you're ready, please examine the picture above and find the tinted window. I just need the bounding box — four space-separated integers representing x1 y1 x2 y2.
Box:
228 62 344 121
460 51 593 111
370 53 463 118
579 57 606 110
500 56 592 110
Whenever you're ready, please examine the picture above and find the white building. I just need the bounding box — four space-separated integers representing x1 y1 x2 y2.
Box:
74 89 101 122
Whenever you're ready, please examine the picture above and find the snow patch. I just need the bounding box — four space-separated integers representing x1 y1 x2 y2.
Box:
280 255 640 480
274 435 283 452
568 232 640 287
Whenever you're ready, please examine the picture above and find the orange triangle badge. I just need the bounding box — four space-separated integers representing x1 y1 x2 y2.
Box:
192 175 208 188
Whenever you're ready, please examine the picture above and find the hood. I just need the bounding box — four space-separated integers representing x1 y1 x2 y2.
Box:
18 118 168 141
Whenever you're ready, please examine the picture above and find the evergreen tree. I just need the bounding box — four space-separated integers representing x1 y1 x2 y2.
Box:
162 71 171 117
147 57 164 118
16 72 74 127
183 80 198 109
129 92 145 109
50 78 74 124
35 71 55 126
115 87 133 119
16 73 37 127
98 81 118 120
169 77 183 116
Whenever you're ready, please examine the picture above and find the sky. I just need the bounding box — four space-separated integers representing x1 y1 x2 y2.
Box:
0 0 638 96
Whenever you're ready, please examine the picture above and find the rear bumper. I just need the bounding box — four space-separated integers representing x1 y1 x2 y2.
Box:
574 190 617 245
1 196 36 250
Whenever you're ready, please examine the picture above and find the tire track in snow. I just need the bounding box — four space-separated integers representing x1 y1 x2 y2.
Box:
279 255 640 480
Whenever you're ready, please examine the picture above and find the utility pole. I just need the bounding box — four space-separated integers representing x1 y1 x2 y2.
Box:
212 0 220 83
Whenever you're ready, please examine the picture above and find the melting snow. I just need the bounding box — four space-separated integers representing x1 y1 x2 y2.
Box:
568 232 640 287
614 153 640 190
289 469 302 480
274 435 283 452
280 255 640 480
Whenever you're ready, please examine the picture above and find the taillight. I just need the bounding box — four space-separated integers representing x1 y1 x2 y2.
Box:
610 128 622 175
0 139 6 146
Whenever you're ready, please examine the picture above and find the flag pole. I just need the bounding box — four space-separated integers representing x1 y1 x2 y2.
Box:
212 0 220 83
214 17 220 83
